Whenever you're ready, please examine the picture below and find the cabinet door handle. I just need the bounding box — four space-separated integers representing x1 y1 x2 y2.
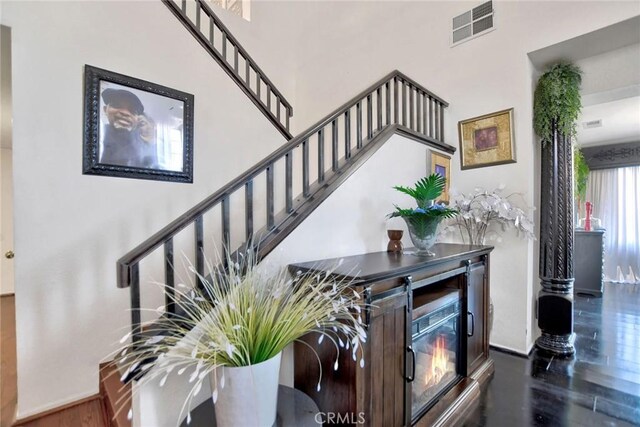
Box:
468 311 475 337
406 347 416 382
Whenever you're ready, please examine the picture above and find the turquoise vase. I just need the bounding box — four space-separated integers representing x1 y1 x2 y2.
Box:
403 216 442 256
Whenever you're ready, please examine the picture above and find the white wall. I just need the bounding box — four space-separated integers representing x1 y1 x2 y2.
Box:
283 0 639 354
0 0 295 418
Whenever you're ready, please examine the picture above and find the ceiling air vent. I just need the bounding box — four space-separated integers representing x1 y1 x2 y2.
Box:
452 1 495 47
583 119 603 129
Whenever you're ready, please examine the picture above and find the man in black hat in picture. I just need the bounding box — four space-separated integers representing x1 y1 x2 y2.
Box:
100 88 159 169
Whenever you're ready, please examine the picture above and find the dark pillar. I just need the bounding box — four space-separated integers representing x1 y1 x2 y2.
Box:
536 123 575 356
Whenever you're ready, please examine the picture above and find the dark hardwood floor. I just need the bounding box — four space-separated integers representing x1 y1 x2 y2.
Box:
466 282 640 427
3 283 639 426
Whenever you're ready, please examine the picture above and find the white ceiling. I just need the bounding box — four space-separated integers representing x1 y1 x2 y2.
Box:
576 43 640 96
528 16 640 71
530 16 640 148
575 43 640 147
576 96 640 147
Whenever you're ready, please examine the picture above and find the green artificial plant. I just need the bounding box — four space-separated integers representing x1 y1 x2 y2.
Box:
533 63 582 144
573 145 590 217
573 145 589 202
389 174 458 220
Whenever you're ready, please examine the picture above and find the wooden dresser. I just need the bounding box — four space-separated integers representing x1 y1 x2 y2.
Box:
289 243 494 427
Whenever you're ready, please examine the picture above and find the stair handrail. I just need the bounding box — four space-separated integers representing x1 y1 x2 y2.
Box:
117 70 448 289
163 0 294 138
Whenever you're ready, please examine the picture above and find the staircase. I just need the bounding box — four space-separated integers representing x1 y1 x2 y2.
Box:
117 69 454 349
162 0 293 139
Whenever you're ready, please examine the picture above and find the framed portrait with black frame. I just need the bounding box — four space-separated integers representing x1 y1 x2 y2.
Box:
83 65 195 182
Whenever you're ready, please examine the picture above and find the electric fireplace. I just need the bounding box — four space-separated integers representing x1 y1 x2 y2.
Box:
291 247 494 427
410 288 463 422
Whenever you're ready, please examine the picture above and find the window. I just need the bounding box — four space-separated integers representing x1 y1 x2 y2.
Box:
209 0 251 21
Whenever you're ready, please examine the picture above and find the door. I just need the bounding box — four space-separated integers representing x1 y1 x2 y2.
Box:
466 260 486 374
367 287 409 427
0 24 14 296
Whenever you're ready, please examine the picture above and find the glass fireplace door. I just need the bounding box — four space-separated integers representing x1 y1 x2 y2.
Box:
410 299 462 420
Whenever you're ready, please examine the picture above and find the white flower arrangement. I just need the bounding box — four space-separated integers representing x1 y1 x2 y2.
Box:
113 249 367 425
441 185 535 245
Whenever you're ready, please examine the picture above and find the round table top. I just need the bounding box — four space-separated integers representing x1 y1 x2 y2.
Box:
179 385 321 427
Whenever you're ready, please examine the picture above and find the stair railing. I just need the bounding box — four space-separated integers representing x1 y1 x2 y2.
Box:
117 70 452 345
163 0 293 139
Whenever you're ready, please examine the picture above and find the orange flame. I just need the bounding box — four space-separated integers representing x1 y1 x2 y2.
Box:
425 335 450 387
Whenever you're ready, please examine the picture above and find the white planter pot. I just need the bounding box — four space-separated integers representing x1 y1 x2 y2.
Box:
211 352 282 427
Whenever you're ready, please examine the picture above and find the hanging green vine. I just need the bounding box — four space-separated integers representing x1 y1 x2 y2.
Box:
573 145 589 201
533 63 582 144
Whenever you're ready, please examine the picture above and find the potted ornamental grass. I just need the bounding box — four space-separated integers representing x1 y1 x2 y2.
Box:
115 249 366 426
389 174 458 256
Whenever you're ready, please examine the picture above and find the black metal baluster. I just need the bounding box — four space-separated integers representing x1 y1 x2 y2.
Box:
222 32 227 63
416 92 422 134
439 102 445 142
423 94 427 136
318 129 325 183
209 16 214 46
277 98 281 122
164 238 175 315
286 107 291 132
234 45 239 73
195 215 204 288
409 86 415 130
434 102 440 141
385 81 391 126
181 0 187 13
267 86 272 112
429 97 434 138
402 81 407 127
256 73 261 98
266 164 274 230
130 263 141 347
285 151 293 213
245 58 250 86
394 77 399 124
332 120 338 171
221 197 230 260
356 102 363 149
367 94 373 139
345 110 351 159
376 87 382 131
245 180 253 239
195 1 201 30
302 139 310 197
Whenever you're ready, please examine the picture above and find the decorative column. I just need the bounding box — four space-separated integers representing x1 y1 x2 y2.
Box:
536 122 575 356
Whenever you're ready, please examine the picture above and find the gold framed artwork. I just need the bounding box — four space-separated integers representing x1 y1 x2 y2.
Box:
428 151 451 203
458 108 516 170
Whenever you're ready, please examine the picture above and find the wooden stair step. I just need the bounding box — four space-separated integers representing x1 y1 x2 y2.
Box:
99 362 131 427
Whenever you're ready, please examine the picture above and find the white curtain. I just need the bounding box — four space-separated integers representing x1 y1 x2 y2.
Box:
585 166 640 283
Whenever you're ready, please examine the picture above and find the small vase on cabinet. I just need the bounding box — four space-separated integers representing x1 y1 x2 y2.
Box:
387 229 404 252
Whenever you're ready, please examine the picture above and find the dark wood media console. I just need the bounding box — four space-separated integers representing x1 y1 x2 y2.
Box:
289 244 494 426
